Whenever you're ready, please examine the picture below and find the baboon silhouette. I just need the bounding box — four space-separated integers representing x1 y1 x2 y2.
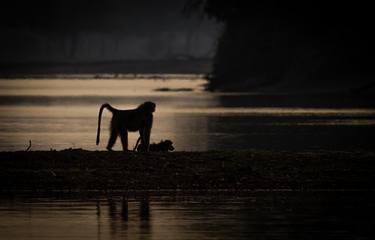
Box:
134 139 174 152
96 102 155 151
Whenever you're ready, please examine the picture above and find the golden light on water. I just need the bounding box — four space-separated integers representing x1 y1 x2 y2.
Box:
3 104 375 119
0 76 374 151
0 76 207 96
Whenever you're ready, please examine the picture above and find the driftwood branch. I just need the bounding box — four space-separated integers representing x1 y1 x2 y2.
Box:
25 140 32 152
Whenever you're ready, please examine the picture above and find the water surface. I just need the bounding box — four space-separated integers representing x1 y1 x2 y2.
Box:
1 75 374 151
0 192 374 240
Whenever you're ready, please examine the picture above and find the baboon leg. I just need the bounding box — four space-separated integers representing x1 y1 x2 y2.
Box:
106 129 118 151
138 129 146 151
142 127 151 151
120 131 129 151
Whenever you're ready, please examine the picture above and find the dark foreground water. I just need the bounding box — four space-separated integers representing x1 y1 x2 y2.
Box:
1 76 375 151
0 191 374 240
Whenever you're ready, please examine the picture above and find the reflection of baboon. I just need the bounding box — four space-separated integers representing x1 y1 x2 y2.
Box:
96 102 156 151
140 197 150 221
134 139 175 152
121 196 128 221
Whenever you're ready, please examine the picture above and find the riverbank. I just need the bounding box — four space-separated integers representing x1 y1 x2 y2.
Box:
1 150 374 194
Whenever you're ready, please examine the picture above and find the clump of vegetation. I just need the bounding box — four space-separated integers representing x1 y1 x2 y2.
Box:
185 1 375 91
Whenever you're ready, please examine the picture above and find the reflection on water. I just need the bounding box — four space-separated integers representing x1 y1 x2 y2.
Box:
0 76 375 151
0 192 374 240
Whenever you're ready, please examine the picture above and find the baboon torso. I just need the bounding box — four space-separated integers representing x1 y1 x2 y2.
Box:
112 110 152 132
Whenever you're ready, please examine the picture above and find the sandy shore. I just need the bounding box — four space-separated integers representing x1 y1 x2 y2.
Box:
0 149 374 194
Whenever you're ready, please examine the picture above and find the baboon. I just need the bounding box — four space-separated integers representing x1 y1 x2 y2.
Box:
96 102 156 151
134 138 174 152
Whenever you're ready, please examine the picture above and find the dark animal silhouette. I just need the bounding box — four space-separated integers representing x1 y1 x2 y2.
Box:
134 138 174 152
96 102 155 151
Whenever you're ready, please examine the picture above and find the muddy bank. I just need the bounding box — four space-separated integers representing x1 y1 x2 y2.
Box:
0 150 374 193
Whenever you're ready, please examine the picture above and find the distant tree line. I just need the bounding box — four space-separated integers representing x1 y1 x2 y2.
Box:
185 0 375 91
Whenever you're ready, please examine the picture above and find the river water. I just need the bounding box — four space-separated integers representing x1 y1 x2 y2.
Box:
0 191 374 240
0 75 375 151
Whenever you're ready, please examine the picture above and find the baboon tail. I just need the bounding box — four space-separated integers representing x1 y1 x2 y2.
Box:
96 103 117 145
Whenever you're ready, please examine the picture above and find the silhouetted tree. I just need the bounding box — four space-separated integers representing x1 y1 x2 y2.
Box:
185 0 375 91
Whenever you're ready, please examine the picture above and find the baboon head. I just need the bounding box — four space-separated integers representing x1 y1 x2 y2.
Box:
160 140 174 151
139 101 156 113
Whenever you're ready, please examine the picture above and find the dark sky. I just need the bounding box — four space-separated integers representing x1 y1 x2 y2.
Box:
0 0 219 63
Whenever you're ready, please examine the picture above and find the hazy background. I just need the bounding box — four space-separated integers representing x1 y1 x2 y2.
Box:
1 0 374 93
0 0 219 74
